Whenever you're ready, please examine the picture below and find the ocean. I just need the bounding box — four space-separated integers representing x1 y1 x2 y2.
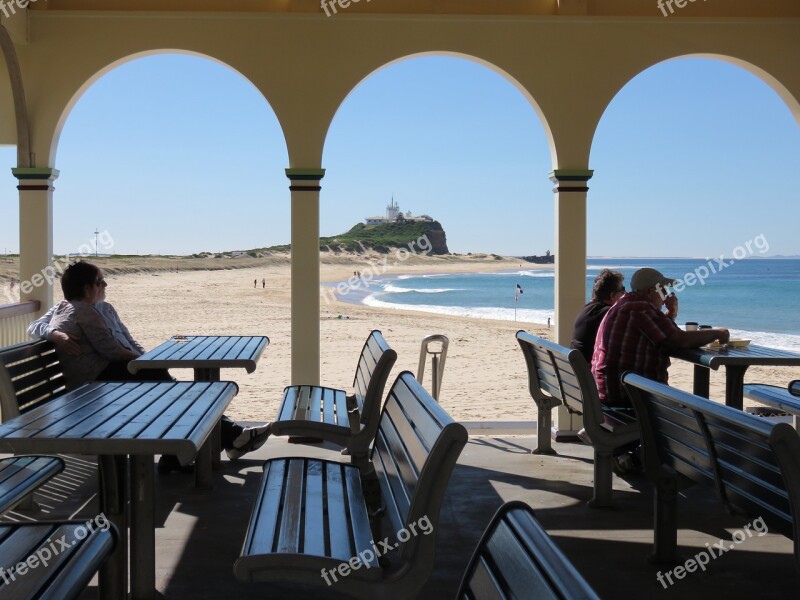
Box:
333 258 800 352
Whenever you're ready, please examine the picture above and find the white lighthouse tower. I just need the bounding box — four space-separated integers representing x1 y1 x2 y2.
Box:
386 196 400 222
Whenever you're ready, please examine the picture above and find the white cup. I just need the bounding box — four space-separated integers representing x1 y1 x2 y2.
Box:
685 322 698 331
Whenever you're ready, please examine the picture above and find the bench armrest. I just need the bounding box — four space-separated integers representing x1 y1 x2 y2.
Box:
790 380 800 398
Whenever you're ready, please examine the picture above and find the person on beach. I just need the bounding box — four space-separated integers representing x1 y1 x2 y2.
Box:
592 267 730 408
262 277 265 288
570 269 625 364
28 261 271 469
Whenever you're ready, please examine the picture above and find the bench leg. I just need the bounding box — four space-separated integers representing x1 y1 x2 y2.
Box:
588 449 613 508
533 406 556 455
98 455 128 600
651 477 678 564
130 455 156 600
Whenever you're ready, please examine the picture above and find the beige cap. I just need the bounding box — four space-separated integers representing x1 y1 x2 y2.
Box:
630 268 676 292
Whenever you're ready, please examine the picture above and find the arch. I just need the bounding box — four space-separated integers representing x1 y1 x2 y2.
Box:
322 51 558 169
590 53 800 156
47 49 289 166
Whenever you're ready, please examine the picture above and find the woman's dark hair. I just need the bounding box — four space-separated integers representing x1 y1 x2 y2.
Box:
61 261 100 300
591 269 624 303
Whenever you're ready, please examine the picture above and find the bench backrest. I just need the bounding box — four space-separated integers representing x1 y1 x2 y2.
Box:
371 371 468 567
0 340 66 422
516 331 606 429
351 330 397 425
624 373 800 549
457 500 600 600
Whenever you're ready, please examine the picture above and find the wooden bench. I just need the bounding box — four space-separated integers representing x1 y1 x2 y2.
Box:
458 500 600 600
271 330 397 468
0 520 116 599
234 371 468 599
744 379 800 428
0 340 65 422
623 372 800 568
516 331 639 507
0 455 64 515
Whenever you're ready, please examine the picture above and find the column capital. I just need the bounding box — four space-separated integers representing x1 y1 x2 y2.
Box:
548 169 593 193
12 167 60 191
286 168 325 192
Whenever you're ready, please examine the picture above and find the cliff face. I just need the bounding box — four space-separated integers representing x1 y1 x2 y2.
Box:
425 227 449 255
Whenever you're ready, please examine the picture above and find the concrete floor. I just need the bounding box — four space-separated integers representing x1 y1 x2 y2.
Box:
4 433 799 599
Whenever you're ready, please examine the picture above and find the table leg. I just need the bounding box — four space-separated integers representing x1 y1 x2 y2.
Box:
693 364 710 398
98 455 128 600
130 455 156 600
194 368 223 468
725 366 748 410
195 419 219 490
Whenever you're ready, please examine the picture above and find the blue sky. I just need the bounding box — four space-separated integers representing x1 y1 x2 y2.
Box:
0 54 797 257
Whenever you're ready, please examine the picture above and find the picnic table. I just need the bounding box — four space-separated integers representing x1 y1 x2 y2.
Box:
0 380 238 600
128 335 269 382
129 335 269 474
669 343 800 409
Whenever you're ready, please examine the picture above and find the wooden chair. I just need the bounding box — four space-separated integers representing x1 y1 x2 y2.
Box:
516 331 639 507
271 330 397 468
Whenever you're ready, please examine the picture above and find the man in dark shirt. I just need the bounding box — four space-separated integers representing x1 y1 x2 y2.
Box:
570 269 625 364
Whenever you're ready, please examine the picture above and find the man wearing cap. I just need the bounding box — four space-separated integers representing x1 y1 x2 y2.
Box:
592 267 729 408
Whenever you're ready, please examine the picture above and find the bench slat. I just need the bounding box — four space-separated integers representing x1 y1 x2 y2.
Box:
303 461 326 557
246 459 286 555
277 459 306 554
325 464 354 561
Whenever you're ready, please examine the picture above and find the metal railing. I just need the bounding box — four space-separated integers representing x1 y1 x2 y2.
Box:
0 301 39 346
417 334 449 401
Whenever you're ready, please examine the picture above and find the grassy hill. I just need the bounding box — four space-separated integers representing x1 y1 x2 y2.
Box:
264 220 449 255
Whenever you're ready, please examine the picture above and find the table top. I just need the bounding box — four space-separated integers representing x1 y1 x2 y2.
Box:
0 381 238 462
128 335 269 374
670 344 800 370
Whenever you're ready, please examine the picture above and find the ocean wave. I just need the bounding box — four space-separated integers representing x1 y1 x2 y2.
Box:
727 329 800 352
362 295 554 325
382 284 458 294
588 264 649 270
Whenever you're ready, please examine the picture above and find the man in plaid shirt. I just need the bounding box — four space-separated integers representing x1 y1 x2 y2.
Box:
592 268 729 407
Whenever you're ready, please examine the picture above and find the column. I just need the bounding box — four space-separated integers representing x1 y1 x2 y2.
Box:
12 168 59 312
286 168 325 385
549 169 592 441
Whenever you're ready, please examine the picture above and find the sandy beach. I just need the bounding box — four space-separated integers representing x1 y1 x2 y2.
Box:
56 256 794 427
